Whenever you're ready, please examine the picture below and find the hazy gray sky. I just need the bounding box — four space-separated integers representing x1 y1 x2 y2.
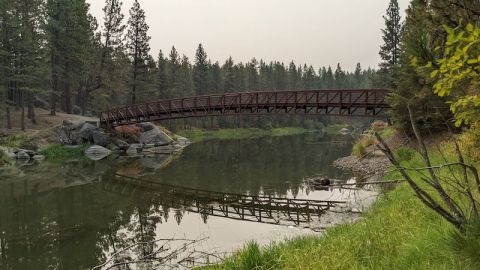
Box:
86 0 410 71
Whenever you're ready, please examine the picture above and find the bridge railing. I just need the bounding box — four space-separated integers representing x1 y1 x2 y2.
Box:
100 89 390 126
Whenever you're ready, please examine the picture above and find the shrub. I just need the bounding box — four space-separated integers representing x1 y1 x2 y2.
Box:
352 142 367 158
371 120 388 132
352 135 376 158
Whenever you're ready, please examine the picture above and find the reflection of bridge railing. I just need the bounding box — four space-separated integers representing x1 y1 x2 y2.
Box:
103 174 347 227
100 89 390 127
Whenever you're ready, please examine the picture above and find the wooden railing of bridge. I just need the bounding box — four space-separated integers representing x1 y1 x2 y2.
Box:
99 89 390 127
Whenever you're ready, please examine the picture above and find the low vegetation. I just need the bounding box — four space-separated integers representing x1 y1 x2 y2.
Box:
177 127 315 143
207 141 480 270
39 144 91 163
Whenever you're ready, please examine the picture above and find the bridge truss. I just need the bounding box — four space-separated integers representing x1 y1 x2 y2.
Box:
99 89 390 127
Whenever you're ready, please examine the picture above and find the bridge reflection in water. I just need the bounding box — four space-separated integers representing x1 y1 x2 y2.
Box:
102 174 347 227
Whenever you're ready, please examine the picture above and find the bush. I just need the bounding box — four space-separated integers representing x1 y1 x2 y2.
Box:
372 120 388 132
352 135 376 158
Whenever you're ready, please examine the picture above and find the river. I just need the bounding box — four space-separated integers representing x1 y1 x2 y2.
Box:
0 132 376 269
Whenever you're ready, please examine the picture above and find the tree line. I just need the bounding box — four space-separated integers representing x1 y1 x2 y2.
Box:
0 0 375 131
377 0 480 132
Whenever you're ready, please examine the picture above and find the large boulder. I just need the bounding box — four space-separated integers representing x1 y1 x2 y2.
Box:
126 144 143 156
16 151 31 160
78 123 98 142
138 123 173 145
84 145 112 161
114 140 130 151
92 131 110 147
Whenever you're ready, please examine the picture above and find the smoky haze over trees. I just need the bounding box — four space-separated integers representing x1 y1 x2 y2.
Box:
0 0 376 130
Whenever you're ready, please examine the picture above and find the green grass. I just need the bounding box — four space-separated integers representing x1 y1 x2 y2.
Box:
39 144 91 163
204 143 480 270
177 127 315 143
0 133 29 148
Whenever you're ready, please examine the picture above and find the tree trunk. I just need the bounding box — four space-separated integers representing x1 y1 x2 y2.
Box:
6 107 11 129
21 105 25 131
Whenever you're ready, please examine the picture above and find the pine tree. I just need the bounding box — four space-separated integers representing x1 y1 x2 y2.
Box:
379 0 402 88
334 63 346 88
102 0 125 64
126 0 150 105
193 43 209 95
157 50 169 98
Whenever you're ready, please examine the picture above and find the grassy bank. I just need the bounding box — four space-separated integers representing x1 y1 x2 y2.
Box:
205 142 478 270
39 144 91 163
177 127 315 143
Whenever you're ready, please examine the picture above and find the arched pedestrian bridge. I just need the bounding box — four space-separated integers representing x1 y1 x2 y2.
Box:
100 89 390 128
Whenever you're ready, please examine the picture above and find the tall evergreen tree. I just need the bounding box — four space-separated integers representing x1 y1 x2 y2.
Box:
126 0 150 105
378 0 402 88
193 43 209 95
156 50 169 98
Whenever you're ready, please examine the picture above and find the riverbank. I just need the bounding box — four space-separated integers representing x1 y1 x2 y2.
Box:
176 127 316 143
205 136 477 269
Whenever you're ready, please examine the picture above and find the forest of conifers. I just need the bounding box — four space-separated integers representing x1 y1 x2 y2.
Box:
0 0 375 130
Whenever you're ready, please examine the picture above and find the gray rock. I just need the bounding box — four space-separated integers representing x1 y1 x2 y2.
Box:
138 122 156 132
138 126 172 145
32 155 46 161
114 140 130 151
54 125 73 145
126 144 143 156
84 145 112 161
78 123 98 142
16 151 31 160
92 131 110 147
176 136 192 147
24 150 36 157
150 145 177 154
63 119 75 127
144 144 155 149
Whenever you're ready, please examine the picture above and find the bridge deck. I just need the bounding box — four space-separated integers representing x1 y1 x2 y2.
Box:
99 89 390 127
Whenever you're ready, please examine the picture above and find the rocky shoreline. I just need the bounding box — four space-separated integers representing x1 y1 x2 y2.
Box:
333 153 391 178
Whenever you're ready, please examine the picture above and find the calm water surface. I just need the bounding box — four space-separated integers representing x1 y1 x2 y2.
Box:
0 133 371 269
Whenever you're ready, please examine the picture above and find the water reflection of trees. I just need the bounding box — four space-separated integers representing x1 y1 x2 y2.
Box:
0 134 353 269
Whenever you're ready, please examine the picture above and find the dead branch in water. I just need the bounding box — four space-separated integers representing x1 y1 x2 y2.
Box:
90 236 222 270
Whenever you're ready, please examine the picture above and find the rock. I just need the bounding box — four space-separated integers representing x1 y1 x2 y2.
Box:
85 121 98 127
126 144 143 156
32 155 46 161
78 123 98 142
24 150 36 157
138 122 156 132
114 140 130 151
92 131 110 147
175 136 191 147
63 119 75 127
84 145 112 161
138 125 173 145
54 125 73 145
150 145 177 154
16 151 31 160
144 144 155 149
